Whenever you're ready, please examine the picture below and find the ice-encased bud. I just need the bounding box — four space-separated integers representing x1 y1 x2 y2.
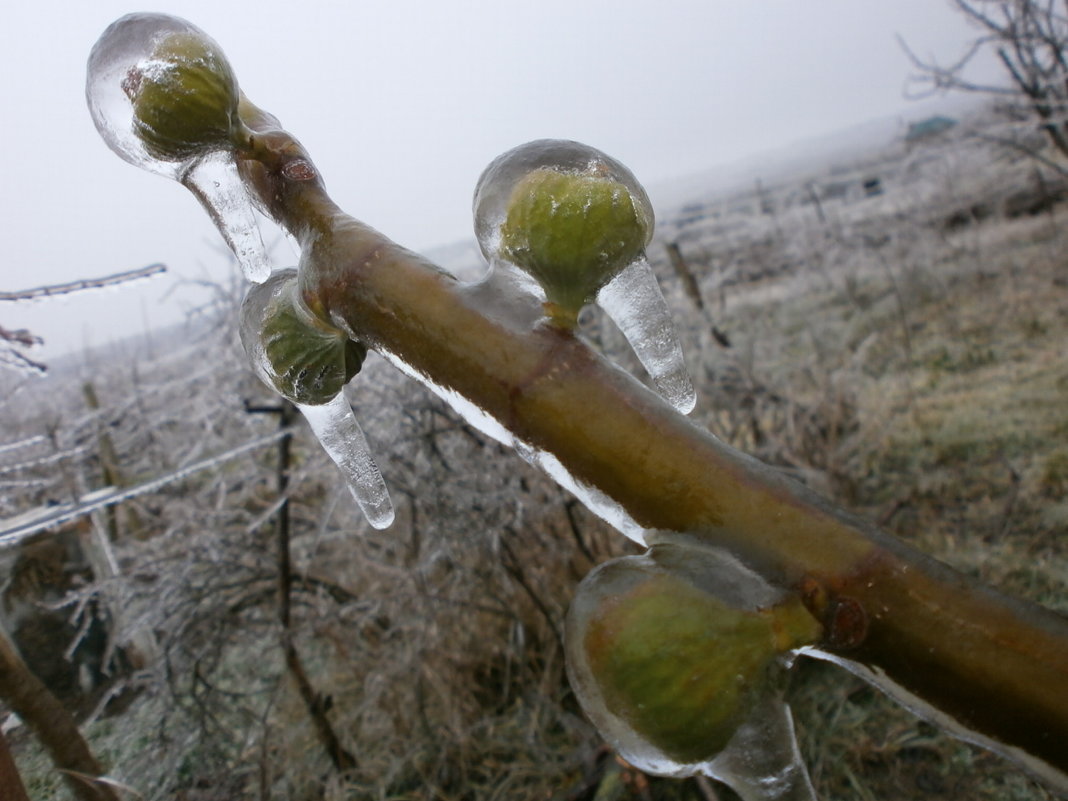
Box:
128 31 240 162
473 140 695 413
88 13 270 283
240 270 393 530
474 140 653 327
500 168 649 321
87 13 240 174
240 270 365 405
565 539 821 776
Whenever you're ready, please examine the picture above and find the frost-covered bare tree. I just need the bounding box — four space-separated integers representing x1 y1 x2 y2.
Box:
902 0 1068 167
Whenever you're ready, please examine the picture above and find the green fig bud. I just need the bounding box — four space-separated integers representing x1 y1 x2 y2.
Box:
241 271 366 406
566 545 821 771
499 167 651 327
124 30 240 161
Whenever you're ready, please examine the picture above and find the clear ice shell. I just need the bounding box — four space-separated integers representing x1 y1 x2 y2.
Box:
457 259 547 335
802 647 1068 797
240 271 394 530
565 545 816 800
516 443 647 544
598 258 696 414
472 139 654 268
298 395 395 530
86 12 269 283
87 13 201 179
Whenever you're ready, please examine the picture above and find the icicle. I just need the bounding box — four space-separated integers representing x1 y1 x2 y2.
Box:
86 12 269 282
708 694 817 801
298 395 395 530
598 258 696 414
181 151 271 282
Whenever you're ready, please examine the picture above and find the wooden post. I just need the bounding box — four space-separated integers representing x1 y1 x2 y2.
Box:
245 399 357 773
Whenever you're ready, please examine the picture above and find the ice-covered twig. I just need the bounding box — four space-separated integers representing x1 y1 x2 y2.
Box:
0 264 166 302
233 113 1068 789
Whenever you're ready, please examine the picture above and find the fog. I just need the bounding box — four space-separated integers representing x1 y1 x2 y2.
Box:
1 0 1000 362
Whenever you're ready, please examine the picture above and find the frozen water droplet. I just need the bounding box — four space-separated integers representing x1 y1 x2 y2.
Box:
299 395 395 530
87 13 269 283
183 151 271 282
598 258 696 414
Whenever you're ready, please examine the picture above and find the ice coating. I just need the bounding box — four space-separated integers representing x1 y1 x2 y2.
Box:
804 648 1068 796
379 345 650 544
378 348 517 447
527 449 647 544
457 260 547 335
598 258 697 414
299 395 395 530
565 542 820 799
86 12 269 282
240 271 393 530
87 13 203 178
708 694 818 801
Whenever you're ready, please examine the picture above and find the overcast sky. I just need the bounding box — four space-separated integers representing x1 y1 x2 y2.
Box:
1 1 1001 364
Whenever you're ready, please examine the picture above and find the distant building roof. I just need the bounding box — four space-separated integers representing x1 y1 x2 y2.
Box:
906 116 957 143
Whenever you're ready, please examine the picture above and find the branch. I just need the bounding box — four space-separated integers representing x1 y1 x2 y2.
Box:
232 104 1068 791
897 33 1019 99
969 128 1068 173
83 15 1068 791
0 628 121 801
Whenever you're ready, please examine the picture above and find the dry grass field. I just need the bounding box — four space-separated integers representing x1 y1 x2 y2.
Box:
2 107 1066 800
